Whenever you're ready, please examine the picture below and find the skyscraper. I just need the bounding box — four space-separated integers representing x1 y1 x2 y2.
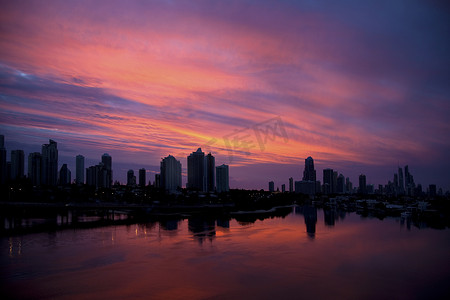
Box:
28 152 42 186
269 181 274 192
289 177 293 193
0 135 6 184
42 139 58 186
359 174 367 195
59 164 71 185
216 164 229 193
302 156 316 182
204 153 215 192
11 150 24 180
323 168 333 194
187 148 204 191
139 168 146 187
337 174 345 194
127 169 135 186
398 167 404 194
102 153 112 188
76 155 85 185
160 155 182 193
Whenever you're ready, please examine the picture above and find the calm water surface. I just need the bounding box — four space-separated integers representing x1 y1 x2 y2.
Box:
1 207 449 300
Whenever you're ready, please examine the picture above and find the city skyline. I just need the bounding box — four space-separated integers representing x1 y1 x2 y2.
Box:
0 134 446 195
1 1 449 190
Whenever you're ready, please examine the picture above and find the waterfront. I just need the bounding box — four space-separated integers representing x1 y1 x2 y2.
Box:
1 207 449 300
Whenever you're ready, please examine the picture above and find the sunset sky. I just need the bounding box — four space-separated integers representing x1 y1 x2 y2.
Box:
1 0 449 190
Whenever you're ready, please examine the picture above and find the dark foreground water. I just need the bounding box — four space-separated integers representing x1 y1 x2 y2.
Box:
1 206 449 300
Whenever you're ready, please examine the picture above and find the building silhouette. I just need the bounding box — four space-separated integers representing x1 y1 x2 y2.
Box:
398 167 404 194
28 152 42 186
11 150 24 180
160 155 182 193
269 181 274 192
323 168 333 194
302 156 316 181
101 153 112 188
0 135 6 184
154 173 160 188
204 153 215 192
289 177 293 193
76 155 84 185
41 139 58 186
359 174 367 194
139 168 146 187
337 174 345 194
187 148 205 191
216 164 229 193
127 169 135 186
59 164 71 185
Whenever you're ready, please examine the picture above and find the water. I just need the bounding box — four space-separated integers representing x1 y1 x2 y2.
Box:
1 206 449 299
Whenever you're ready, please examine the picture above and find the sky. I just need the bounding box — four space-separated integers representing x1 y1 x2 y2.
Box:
1 0 449 191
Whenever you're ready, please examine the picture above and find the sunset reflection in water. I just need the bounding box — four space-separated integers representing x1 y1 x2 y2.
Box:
1 208 449 300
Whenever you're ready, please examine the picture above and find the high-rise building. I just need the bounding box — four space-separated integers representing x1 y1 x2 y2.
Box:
0 135 6 184
11 150 24 180
59 164 71 185
398 167 404 194
28 152 42 186
302 156 316 182
76 155 85 185
127 169 135 186
269 181 274 192
42 139 58 186
281 184 286 193
154 173 160 188
337 174 345 194
323 168 333 194
187 148 204 191
332 171 338 194
139 168 146 187
101 153 112 188
216 164 229 193
359 174 367 195
289 177 293 193
346 177 352 194
204 153 215 192
160 155 182 193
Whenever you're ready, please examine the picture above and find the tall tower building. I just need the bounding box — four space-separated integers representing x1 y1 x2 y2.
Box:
359 174 367 195
11 150 24 180
204 153 215 192
398 167 404 194
59 164 71 185
216 164 229 193
42 139 58 186
127 169 135 186
0 135 6 184
160 155 182 193
139 168 146 187
187 148 205 191
323 168 333 194
289 177 293 193
102 153 112 188
302 156 316 182
337 174 345 194
269 181 275 192
28 152 42 186
76 155 85 185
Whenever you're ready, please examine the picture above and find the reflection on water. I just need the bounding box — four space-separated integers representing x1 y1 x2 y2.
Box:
1 206 449 300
